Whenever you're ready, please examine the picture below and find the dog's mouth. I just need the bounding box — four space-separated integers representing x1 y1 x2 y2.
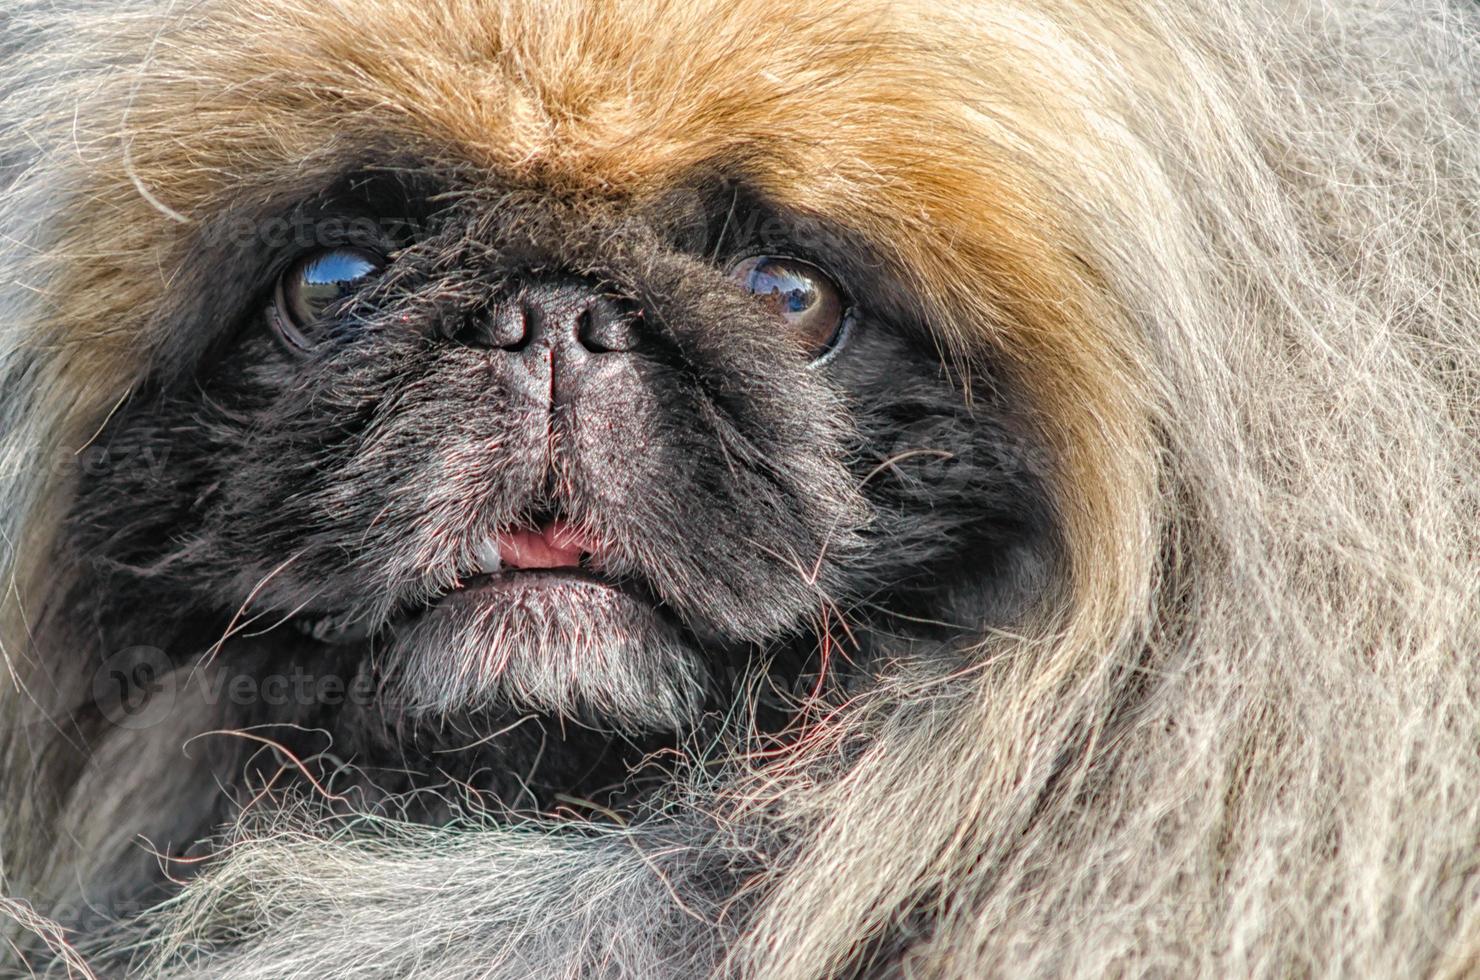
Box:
294 515 627 641
447 518 633 600
291 514 707 731
471 518 597 576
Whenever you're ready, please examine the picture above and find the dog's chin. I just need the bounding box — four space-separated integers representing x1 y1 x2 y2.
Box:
376 570 710 733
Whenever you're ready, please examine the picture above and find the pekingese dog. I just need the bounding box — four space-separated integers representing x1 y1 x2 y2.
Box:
2 0 1478 976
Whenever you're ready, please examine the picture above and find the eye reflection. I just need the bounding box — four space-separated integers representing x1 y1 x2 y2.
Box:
269 246 384 350
728 255 848 358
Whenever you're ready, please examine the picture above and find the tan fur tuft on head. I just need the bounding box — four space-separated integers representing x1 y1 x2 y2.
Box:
2 0 1478 976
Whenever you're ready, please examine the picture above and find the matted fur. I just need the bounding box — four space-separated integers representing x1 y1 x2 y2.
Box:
2 0 1478 976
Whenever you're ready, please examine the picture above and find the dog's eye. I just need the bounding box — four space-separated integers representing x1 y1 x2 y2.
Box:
269 246 384 349
729 255 847 358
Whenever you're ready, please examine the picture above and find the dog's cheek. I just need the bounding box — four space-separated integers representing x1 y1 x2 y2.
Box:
209 358 555 612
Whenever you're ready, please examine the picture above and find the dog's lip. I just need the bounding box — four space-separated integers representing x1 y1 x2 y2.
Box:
442 566 617 598
292 566 635 645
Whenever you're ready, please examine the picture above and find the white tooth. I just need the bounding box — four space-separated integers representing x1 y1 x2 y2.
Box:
471 536 502 574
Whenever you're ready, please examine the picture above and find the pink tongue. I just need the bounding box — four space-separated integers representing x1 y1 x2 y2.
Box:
498 520 588 570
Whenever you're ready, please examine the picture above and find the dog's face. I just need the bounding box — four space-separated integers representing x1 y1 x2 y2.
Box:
38 1 1074 842
70 172 1053 746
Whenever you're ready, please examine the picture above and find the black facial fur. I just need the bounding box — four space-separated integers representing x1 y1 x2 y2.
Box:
57 165 1058 914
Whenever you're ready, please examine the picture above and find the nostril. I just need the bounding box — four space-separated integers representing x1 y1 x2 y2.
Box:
577 301 640 353
490 303 531 351
449 303 529 350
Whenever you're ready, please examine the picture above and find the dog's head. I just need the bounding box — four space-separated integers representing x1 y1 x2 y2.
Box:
6 0 1169 949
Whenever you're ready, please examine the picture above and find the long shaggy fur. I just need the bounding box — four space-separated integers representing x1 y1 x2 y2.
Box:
3 0 1479 976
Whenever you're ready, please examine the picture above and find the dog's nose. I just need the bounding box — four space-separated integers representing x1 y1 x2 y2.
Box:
459 280 640 354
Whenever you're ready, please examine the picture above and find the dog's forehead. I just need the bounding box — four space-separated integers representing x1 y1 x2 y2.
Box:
130 0 905 204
